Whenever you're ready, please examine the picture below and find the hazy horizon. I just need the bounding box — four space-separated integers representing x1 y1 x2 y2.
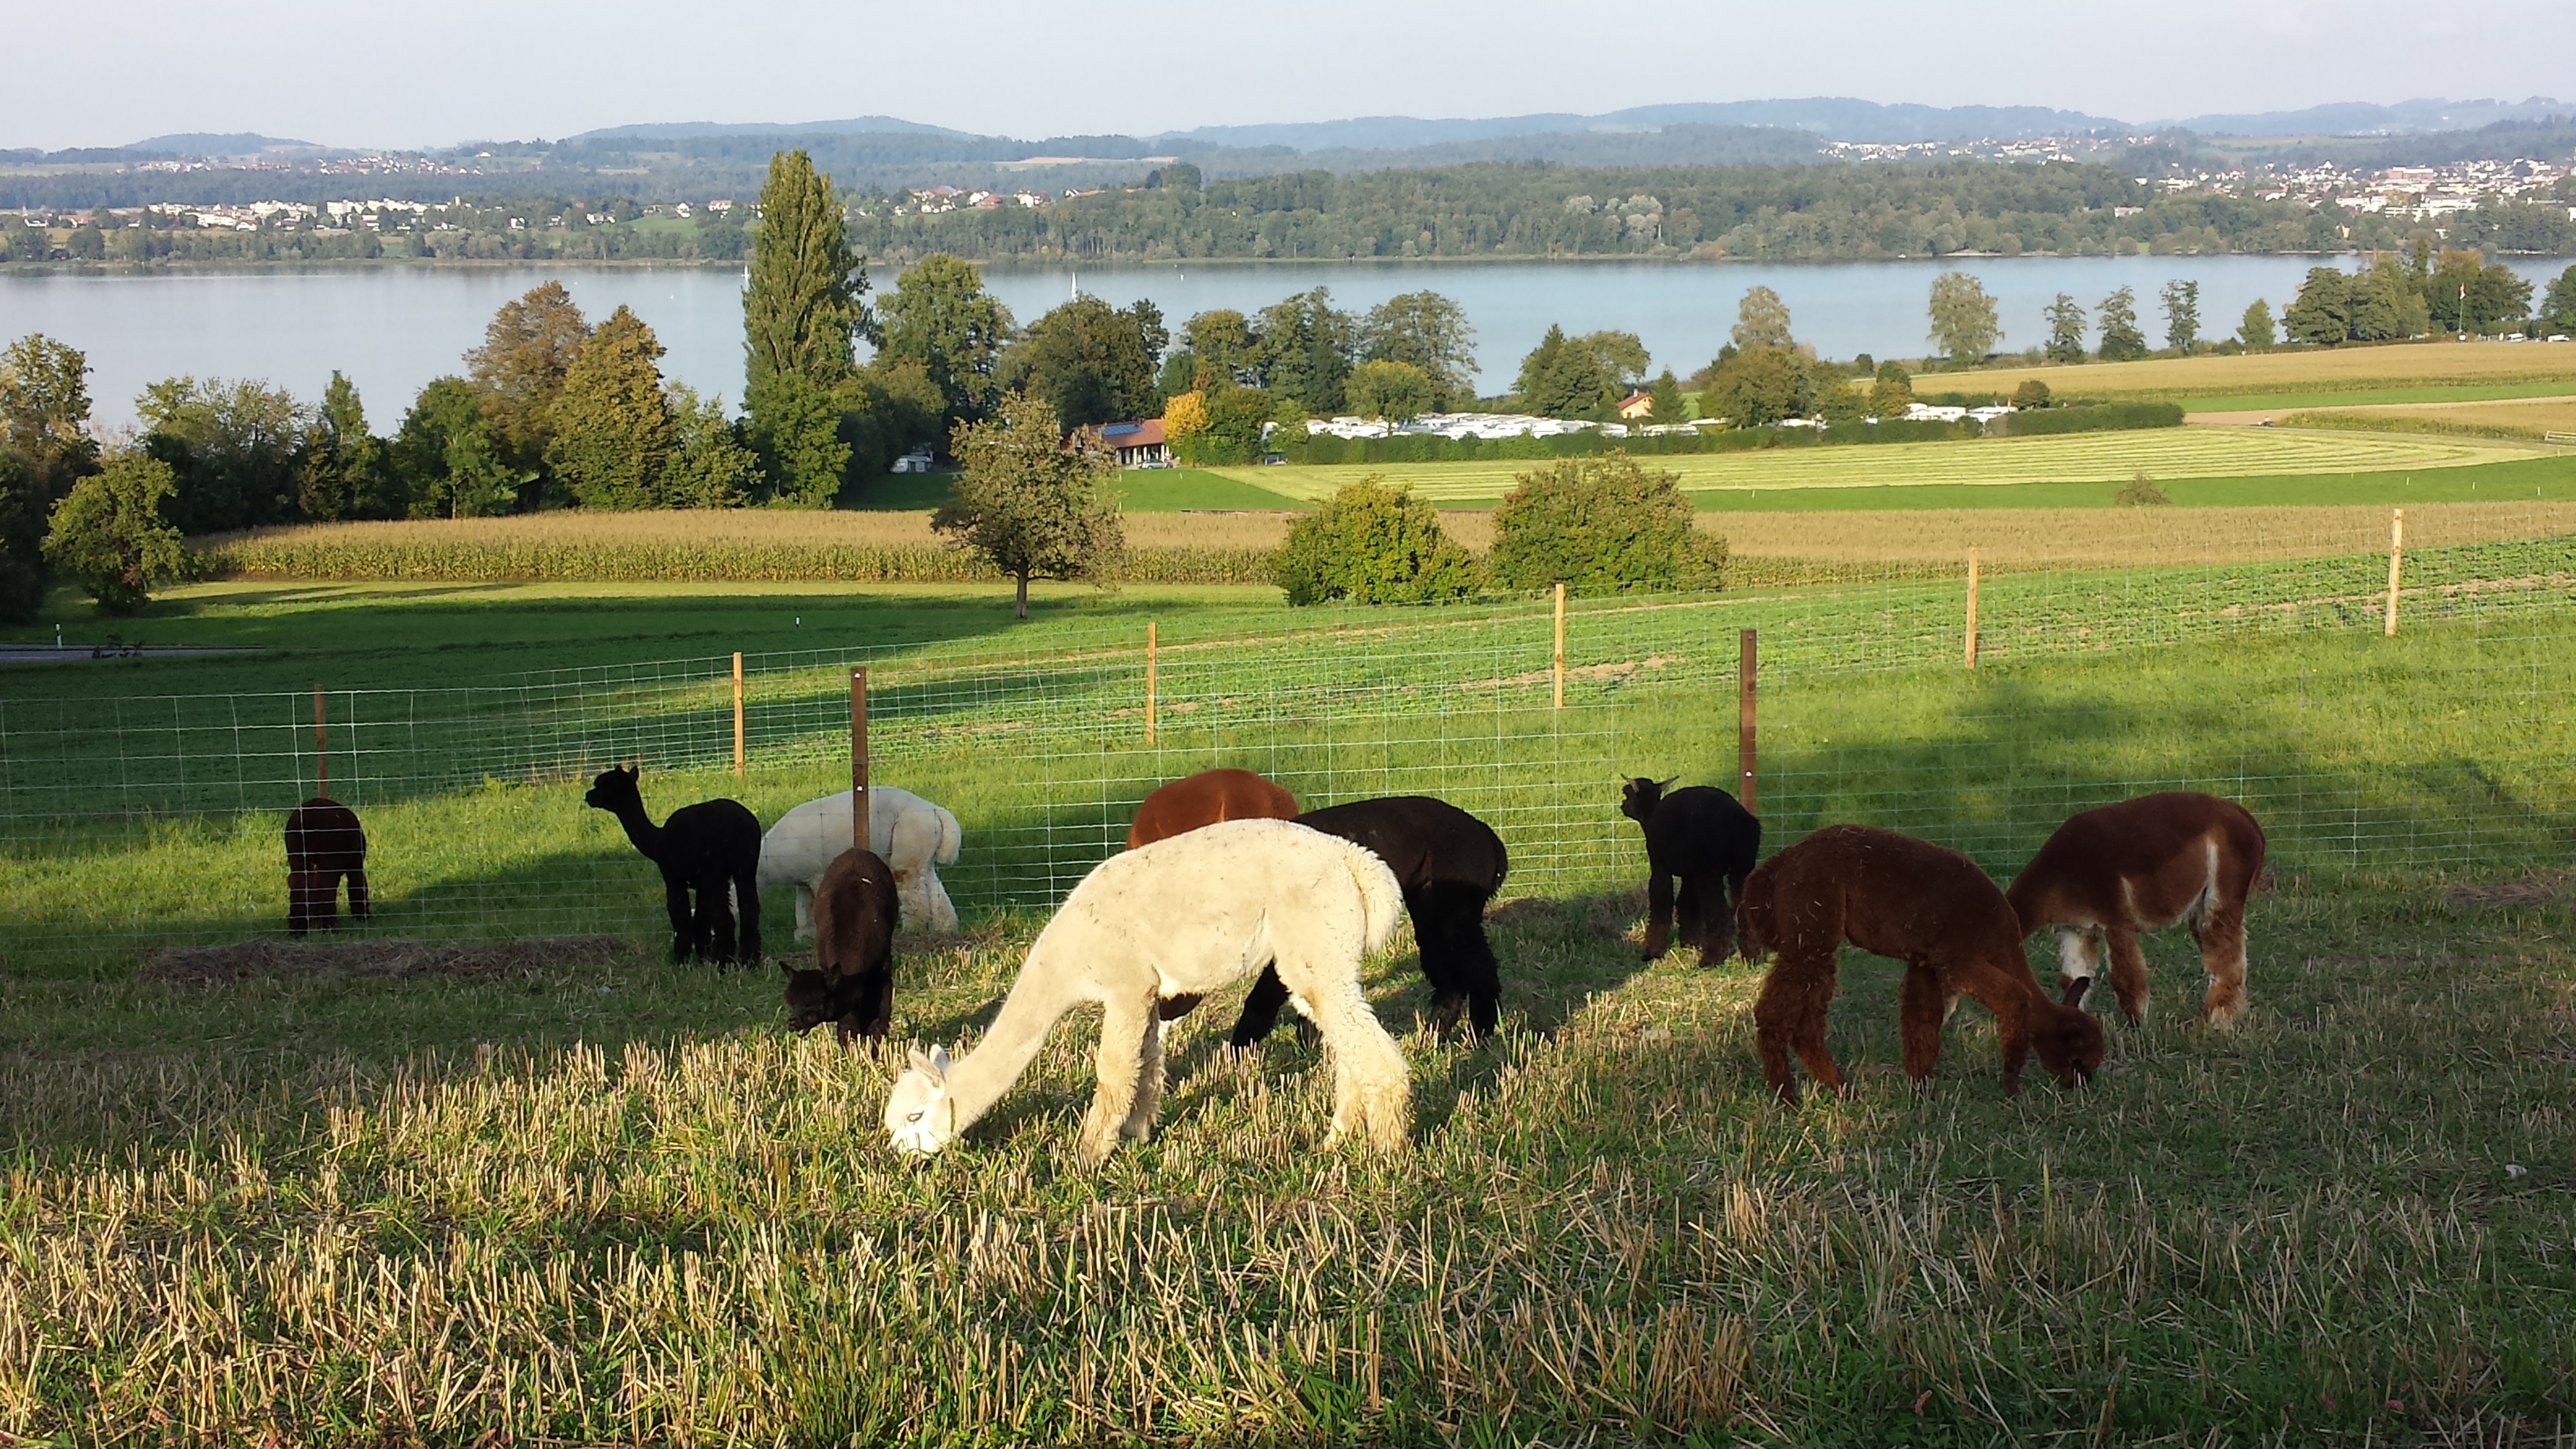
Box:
9 0 2576 154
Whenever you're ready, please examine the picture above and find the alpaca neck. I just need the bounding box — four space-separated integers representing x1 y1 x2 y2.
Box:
604 799 666 862
941 949 1086 1134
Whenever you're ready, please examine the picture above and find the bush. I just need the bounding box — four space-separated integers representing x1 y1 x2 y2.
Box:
1487 452 1724 597
2012 379 2053 410
1989 401 2183 437
2113 470 2172 505
43 456 188 613
1272 477 1478 607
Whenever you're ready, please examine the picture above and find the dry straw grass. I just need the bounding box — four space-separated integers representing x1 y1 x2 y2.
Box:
2284 396 2576 442
1961 339 2576 401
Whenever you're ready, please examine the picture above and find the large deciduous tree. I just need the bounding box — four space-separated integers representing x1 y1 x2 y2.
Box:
43 454 187 613
1927 273 2001 366
2043 293 2088 363
1516 326 1647 419
1000 295 1164 429
877 253 1015 430
137 376 310 534
465 281 590 472
1730 285 1794 351
744 149 873 505
298 372 394 521
1699 346 1810 427
2160 279 2202 352
0 333 102 620
396 378 529 519
1343 359 1440 423
1358 291 1476 405
934 391 1124 619
1251 288 1354 415
548 305 677 509
2283 268 2354 346
2542 265 2576 337
2095 286 2149 361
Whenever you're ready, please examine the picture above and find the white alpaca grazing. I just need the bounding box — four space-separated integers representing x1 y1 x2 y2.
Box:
759 787 962 938
884 818 1412 1168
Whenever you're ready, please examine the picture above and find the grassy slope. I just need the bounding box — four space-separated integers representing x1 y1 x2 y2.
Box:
2 579 2572 1441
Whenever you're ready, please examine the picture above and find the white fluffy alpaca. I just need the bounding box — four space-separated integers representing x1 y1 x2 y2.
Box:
884 818 1412 1168
758 787 962 938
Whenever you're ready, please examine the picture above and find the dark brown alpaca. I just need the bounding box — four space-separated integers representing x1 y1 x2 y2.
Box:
783 847 900 1042
284 798 368 936
1737 824 2104 1103
2006 791 2267 1028
1125 767 1300 849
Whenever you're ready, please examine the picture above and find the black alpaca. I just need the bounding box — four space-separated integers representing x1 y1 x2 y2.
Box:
285 797 369 937
1621 776 1760 966
584 765 764 966
1228 796 1511 1045
783 847 899 1042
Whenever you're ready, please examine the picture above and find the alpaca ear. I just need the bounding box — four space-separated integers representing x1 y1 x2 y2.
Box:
908 1045 949 1085
929 1044 950 1076
1656 775 1680 791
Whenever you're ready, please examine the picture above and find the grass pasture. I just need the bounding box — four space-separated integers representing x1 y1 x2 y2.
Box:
5 520 2576 1441
1958 339 2576 406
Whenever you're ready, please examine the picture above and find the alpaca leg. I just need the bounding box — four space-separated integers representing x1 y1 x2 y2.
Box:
922 868 959 934
1292 967 1411 1151
859 965 895 1040
733 870 762 964
1078 993 1154 1168
1753 955 1841 1102
2196 900 2250 1028
345 866 370 921
1675 875 1705 953
1709 871 1747 963
793 883 817 945
1898 967 1948 1092
2054 927 2100 1007
1121 1013 1165 1141
1643 872 1675 960
1227 967 1295 1048
700 872 739 966
663 876 695 962
286 867 316 937
2105 924 2151 1024
1442 896 1503 1042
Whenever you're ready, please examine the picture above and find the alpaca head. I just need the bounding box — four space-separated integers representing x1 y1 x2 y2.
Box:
781 968 837 1034
884 1045 956 1154
1619 775 1681 825
2030 1003 2105 1087
583 764 642 814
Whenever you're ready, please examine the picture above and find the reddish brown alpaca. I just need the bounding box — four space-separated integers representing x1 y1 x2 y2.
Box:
2006 791 2267 1028
1737 824 2104 1103
1125 768 1300 849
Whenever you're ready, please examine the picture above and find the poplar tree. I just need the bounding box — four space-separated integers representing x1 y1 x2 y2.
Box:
744 149 872 505
548 305 676 510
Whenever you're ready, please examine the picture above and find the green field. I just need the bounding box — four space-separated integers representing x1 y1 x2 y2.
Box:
4 539 2574 1440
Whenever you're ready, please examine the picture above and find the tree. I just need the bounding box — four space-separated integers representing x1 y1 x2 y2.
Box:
1168 382 1276 464
1343 359 1440 422
1357 291 1476 404
396 377 527 518
2427 248 2534 335
1644 369 1687 422
2011 379 2052 410
1515 326 1647 419
1868 359 1917 417
2347 256 2429 342
2283 268 2354 346
1730 285 1794 351
1181 309 1259 385
1488 452 1723 597
1700 346 1810 427
1927 273 2001 365
547 305 677 510
1161 389 1209 447
299 372 393 520
2044 293 2088 363
661 387 760 508
1251 288 1355 415
2160 279 2201 352
877 253 1015 429
1001 296 1166 428
934 392 1125 619
2238 298 2277 349
1 333 101 619
2096 286 2148 361
744 149 872 506
2542 265 2576 336
464 281 589 470
1272 477 1477 607
138 377 310 534
44 455 187 613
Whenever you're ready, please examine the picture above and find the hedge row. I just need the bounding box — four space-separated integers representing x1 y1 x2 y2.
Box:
1275 402 2178 466
195 537 1282 585
1987 401 2187 436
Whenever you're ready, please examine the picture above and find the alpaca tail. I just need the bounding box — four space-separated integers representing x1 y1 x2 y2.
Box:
932 806 963 865
1339 841 1405 955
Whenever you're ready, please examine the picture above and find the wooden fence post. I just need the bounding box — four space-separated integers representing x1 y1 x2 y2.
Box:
850 668 870 852
1737 628 1758 814
2384 509 2404 637
311 686 329 799
1145 621 1158 744
731 652 745 777
1552 582 1566 709
1964 547 1981 670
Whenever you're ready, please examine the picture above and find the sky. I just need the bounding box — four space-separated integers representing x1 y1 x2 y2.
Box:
7 0 2575 152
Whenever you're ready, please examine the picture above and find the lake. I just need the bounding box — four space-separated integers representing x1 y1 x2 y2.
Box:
6 255 2572 429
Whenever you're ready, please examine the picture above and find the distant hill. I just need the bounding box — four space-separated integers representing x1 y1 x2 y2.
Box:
566 116 972 143
1159 99 2125 151
2161 97 2570 137
127 132 324 156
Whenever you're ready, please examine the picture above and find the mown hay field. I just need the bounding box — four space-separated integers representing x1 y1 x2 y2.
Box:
4 567 2574 1442
1958 339 2576 404
2283 395 2576 442
1212 426 2515 503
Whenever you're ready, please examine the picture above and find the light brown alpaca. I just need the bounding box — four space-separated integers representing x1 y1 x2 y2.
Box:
1737 824 2104 1103
2005 792 2266 1028
1126 767 1300 849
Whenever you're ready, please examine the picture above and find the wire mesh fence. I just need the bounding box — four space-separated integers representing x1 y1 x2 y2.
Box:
4 505 2573 967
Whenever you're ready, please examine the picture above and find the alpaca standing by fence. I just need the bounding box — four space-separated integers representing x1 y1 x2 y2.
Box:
1737 824 2103 1102
1621 776 1761 965
1125 767 1299 849
583 766 763 966
783 847 900 1042
284 798 368 937
759 787 961 937
2007 791 2268 1027
884 819 1410 1168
